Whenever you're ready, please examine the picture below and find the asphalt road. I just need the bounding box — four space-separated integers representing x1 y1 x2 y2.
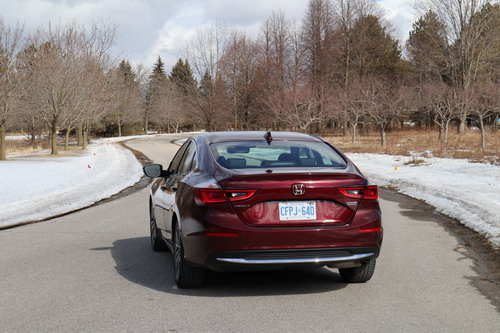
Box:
1 134 499 333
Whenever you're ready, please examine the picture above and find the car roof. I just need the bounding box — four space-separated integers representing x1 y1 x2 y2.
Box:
192 131 323 144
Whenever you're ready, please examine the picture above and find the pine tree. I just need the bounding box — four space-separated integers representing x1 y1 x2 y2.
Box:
350 15 402 80
118 59 135 84
144 56 167 133
170 58 197 95
151 56 167 79
473 3 500 82
406 11 448 84
199 70 212 97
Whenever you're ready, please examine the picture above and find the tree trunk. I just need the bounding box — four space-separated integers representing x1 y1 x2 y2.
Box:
0 122 6 160
82 123 88 150
50 123 58 155
87 124 91 144
458 113 467 134
234 93 238 130
351 123 357 144
30 130 37 148
479 115 486 149
144 117 149 134
444 121 450 144
118 121 122 137
77 125 83 146
64 129 71 150
379 125 386 147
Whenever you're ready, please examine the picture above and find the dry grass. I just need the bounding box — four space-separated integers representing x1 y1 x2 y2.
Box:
4 137 84 157
5 139 51 156
325 128 500 165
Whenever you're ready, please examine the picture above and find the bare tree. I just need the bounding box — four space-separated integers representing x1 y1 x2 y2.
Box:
109 61 143 137
330 0 382 136
470 82 499 148
302 0 335 102
0 18 23 160
355 79 412 146
220 31 261 130
415 0 498 133
23 21 115 154
184 22 229 130
421 82 456 143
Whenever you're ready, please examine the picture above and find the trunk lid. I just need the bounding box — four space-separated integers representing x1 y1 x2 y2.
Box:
215 171 367 227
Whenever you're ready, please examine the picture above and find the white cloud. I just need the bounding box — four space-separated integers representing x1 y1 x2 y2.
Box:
0 0 417 71
149 4 205 72
203 0 306 24
377 0 416 42
0 0 184 67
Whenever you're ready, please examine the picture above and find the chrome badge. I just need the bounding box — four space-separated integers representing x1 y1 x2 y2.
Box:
292 183 306 196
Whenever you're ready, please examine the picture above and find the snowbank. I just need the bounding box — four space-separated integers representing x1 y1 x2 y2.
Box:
0 139 143 228
348 153 500 247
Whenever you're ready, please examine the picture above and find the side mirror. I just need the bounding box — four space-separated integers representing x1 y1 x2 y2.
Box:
143 164 169 178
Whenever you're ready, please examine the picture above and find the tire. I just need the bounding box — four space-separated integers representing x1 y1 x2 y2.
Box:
339 259 376 283
173 222 205 288
150 204 167 252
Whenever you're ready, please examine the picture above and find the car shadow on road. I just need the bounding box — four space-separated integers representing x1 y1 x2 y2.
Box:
380 189 438 222
108 237 348 297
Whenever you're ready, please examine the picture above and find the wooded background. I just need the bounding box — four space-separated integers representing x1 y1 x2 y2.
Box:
1 0 499 159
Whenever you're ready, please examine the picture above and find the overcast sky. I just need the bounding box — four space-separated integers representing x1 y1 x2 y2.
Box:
0 0 416 72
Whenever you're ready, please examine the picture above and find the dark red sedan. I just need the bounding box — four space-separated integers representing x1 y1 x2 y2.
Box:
143 131 382 288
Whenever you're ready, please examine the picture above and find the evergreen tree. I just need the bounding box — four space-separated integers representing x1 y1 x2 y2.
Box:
144 56 167 133
170 58 197 95
151 56 167 79
406 11 448 84
118 59 135 83
473 3 500 82
350 15 402 80
199 70 212 97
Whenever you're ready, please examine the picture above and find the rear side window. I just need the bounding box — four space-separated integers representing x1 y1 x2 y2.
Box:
178 142 196 174
210 141 346 169
168 141 189 173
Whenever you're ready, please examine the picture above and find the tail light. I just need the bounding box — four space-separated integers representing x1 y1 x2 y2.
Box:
224 189 257 201
363 186 378 200
338 185 378 200
194 188 257 205
194 189 226 204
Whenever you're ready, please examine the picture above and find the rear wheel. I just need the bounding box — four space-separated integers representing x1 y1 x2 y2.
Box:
339 259 376 283
173 223 205 288
150 204 166 252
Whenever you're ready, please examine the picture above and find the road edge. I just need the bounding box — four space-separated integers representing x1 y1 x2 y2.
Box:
380 189 500 312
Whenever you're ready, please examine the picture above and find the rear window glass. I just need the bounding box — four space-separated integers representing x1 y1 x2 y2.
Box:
210 141 347 169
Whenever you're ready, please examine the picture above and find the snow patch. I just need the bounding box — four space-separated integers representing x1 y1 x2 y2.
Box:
348 153 500 247
0 140 143 227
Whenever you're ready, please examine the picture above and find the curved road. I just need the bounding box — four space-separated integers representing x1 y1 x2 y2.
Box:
1 134 498 332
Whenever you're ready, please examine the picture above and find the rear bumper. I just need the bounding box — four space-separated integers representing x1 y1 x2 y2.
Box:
180 199 382 269
205 247 379 271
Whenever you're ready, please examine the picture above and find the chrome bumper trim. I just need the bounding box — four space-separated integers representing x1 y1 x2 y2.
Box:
216 253 374 264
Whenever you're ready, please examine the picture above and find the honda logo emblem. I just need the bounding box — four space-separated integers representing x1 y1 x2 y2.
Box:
292 184 306 196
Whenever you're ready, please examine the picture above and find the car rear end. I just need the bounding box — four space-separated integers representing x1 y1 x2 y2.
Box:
180 133 382 275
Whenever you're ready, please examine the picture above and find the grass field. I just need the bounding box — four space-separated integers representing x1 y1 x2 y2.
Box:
325 128 500 165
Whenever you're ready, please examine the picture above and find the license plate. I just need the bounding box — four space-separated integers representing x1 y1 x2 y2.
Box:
278 201 317 221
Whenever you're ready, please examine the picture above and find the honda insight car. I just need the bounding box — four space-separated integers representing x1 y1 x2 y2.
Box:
143 131 382 288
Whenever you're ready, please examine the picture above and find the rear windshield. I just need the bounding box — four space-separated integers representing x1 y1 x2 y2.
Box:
210 141 347 169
